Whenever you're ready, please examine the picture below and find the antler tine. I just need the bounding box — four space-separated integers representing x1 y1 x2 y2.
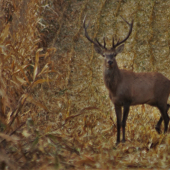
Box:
83 15 91 30
95 38 103 47
113 16 133 48
83 15 97 45
112 37 115 48
95 37 107 49
83 15 106 49
103 37 106 49
120 15 131 26
116 38 120 45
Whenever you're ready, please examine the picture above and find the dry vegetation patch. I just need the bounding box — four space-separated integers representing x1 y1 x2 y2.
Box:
1 0 170 169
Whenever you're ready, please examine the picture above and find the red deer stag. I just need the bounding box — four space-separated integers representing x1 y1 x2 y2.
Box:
83 16 170 144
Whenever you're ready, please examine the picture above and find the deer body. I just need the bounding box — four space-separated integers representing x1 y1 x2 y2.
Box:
83 16 170 144
104 68 170 106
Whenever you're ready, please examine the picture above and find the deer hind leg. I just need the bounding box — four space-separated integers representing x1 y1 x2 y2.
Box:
155 117 163 134
114 105 122 145
122 104 130 143
156 104 169 133
155 104 170 134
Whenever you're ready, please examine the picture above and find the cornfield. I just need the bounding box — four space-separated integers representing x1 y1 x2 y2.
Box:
1 0 170 169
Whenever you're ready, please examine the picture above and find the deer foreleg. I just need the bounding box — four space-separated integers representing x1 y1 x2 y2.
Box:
122 104 130 142
115 105 122 145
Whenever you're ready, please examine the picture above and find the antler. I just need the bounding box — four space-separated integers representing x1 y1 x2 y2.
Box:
112 16 133 49
95 37 107 49
83 16 107 49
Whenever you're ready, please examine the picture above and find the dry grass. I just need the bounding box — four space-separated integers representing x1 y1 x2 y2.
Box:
1 0 170 169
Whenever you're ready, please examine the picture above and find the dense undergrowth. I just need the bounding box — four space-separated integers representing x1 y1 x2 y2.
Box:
1 0 170 169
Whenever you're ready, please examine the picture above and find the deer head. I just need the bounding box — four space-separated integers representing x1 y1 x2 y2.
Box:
83 16 133 69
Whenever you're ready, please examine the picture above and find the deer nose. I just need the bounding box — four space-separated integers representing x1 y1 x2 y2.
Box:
108 61 113 65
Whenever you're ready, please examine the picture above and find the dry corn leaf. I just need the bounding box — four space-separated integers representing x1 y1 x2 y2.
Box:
26 95 48 111
0 133 19 143
33 48 43 80
37 63 49 77
15 76 27 85
65 107 99 122
0 24 10 44
32 78 50 88
22 129 31 138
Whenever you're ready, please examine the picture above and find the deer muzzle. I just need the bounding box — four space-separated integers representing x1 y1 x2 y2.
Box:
108 61 113 65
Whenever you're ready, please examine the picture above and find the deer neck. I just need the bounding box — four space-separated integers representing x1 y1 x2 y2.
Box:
103 62 121 93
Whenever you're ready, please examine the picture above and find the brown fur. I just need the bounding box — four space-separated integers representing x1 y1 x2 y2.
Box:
101 46 170 144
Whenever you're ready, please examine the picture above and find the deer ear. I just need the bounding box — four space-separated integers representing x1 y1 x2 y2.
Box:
94 45 103 55
116 44 124 54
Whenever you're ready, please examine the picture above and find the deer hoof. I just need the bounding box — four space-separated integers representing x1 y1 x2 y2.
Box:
116 141 120 146
155 126 161 134
121 139 126 143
